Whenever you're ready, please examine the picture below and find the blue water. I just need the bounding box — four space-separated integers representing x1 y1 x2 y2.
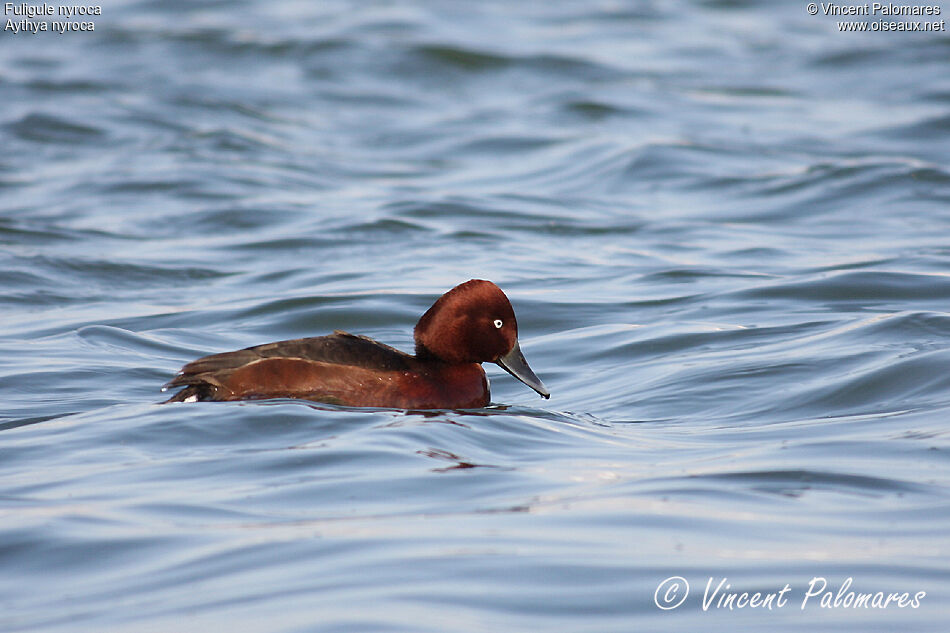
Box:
3 1 950 631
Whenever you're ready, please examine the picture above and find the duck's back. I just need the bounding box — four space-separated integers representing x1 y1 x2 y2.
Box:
164 331 414 403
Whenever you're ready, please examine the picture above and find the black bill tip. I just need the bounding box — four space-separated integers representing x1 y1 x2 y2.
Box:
496 341 549 399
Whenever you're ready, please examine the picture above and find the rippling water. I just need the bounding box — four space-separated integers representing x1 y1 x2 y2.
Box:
3 1 950 631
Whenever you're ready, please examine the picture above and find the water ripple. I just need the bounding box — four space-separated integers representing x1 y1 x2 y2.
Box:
3 1 950 631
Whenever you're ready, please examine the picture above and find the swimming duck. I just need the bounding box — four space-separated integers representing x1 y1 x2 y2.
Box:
163 279 549 408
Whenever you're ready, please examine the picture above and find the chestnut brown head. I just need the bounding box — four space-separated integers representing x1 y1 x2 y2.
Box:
414 279 549 398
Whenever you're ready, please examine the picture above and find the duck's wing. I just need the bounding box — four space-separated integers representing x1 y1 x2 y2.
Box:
163 331 412 402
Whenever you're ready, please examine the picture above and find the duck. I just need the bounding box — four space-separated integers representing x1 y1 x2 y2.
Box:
163 279 549 409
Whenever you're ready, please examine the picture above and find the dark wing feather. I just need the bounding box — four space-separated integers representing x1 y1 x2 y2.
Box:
163 331 412 400
242 331 411 370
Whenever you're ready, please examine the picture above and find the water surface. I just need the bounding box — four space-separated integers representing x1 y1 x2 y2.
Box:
2 1 950 631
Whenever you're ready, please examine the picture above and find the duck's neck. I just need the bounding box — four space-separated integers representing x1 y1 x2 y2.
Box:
414 342 438 362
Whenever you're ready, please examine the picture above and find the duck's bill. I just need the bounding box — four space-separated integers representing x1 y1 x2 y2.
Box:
496 341 550 399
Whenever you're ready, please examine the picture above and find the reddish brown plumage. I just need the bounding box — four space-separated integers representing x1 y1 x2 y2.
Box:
164 280 548 409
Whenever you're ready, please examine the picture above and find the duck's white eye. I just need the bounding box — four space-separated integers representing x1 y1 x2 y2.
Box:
493 319 503 329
